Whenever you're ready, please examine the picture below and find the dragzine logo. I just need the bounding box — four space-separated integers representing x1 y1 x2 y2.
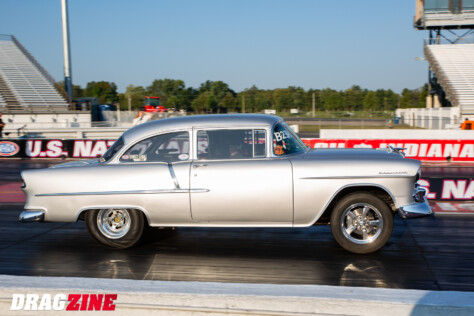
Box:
10 293 117 311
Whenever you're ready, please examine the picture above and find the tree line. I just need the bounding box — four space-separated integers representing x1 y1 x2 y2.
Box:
70 79 428 113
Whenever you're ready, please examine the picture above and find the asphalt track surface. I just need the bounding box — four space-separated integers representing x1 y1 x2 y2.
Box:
0 160 473 292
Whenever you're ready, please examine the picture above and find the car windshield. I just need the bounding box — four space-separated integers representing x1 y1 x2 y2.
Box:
272 122 306 156
100 136 124 162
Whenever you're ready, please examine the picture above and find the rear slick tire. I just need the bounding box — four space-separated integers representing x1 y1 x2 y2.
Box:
85 208 145 249
330 193 393 254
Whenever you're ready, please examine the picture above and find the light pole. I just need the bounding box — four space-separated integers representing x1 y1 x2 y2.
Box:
61 0 73 103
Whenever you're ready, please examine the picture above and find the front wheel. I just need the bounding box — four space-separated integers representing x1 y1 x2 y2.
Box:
85 208 145 249
330 193 393 254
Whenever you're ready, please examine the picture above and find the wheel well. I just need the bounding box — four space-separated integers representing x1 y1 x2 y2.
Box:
77 208 151 226
316 186 395 224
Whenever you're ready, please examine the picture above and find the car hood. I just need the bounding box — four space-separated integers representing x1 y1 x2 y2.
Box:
290 148 421 178
50 159 101 169
299 148 405 160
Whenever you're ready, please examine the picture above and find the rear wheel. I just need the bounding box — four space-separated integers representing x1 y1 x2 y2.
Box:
85 208 145 249
330 193 393 254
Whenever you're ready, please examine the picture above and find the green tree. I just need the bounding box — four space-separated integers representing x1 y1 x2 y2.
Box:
239 85 263 113
84 81 118 104
343 85 364 111
383 89 399 110
56 81 83 100
210 81 236 112
191 91 210 113
120 84 146 110
306 89 322 113
147 78 186 108
289 86 305 110
363 91 378 110
320 88 343 110
399 88 419 108
221 92 237 112
198 80 213 93
273 88 293 112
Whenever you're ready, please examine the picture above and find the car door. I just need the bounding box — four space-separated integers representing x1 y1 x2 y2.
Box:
190 128 293 224
116 130 192 224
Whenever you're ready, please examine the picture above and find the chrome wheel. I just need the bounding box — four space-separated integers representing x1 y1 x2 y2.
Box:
97 209 131 239
340 203 383 245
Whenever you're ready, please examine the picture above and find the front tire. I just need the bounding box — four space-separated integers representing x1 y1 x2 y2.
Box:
330 193 393 254
85 208 145 249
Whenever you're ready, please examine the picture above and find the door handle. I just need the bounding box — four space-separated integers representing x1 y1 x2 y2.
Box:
193 164 208 168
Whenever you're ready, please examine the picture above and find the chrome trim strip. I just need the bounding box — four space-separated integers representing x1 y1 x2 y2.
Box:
19 211 45 222
36 188 209 197
300 175 409 180
167 163 181 189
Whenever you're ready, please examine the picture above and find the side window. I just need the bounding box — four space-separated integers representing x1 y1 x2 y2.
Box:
120 131 189 163
254 130 267 157
197 129 266 160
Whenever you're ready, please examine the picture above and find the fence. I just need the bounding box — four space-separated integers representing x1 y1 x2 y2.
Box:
396 107 462 129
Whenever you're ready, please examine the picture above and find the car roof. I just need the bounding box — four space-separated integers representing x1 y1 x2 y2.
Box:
123 114 282 144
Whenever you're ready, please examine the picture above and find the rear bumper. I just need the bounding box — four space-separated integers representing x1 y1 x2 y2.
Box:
19 211 45 222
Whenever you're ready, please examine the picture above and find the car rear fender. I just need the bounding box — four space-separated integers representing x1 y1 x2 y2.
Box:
76 205 151 225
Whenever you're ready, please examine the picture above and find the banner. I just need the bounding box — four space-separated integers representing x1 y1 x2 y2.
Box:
0 139 115 159
419 177 474 201
1 138 474 162
302 139 474 162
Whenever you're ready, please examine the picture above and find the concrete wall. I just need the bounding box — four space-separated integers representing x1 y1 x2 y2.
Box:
1 275 474 316
2 113 91 130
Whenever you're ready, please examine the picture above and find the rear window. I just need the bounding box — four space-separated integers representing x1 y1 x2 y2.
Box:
100 136 124 162
120 131 189 163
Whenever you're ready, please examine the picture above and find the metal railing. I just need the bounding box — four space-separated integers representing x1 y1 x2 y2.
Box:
424 41 460 108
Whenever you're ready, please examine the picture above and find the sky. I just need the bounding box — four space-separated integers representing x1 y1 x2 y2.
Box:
0 0 429 93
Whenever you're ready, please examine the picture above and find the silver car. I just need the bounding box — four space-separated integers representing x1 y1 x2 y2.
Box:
20 114 431 254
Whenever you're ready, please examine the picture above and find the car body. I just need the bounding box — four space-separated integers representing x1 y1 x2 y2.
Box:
20 114 431 253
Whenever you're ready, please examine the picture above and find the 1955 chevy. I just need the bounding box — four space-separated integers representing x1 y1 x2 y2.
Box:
20 114 431 254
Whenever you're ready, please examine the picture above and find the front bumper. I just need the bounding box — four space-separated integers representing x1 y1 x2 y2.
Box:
398 201 432 218
398 186 432 218
19 211 45 222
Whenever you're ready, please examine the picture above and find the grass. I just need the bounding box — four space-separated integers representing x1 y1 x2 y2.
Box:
298 124 422 133
278 110 396 119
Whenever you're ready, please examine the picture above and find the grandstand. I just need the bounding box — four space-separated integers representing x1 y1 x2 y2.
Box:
425 43 474 116
398 1 474 129
0 35 69 112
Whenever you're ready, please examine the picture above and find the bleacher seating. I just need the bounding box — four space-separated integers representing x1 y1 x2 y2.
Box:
0 36 69 111
0 88 7 107
425 43 474 116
